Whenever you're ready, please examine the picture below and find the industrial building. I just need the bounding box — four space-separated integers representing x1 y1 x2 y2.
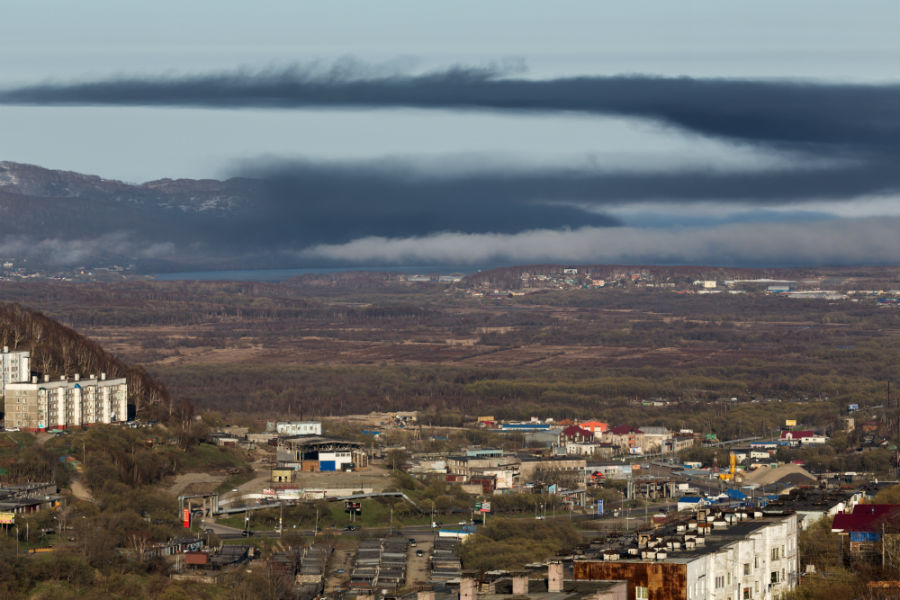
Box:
4 372 127 431
0 346 30 398
276 435 368 471
272 421 322 436
574 508 799 600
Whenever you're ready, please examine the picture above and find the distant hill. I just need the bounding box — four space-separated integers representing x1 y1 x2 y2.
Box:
0 161 265 271
0 301 170 416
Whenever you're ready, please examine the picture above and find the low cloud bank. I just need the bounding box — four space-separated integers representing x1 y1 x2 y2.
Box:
299 217 900 267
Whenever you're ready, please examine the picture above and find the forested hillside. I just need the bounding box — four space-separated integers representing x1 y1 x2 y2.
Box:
0 302 170 415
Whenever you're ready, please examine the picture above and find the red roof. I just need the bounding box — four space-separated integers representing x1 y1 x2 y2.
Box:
832 504 900 533
561 425 593 439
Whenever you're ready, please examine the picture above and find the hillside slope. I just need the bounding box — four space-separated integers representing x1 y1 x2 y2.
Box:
0 301 170 415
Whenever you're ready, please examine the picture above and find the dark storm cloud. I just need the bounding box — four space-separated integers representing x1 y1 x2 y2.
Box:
1 65 897 152
225 154 897 247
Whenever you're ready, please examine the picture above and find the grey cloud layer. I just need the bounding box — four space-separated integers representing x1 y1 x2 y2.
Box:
1 66 897 153
300 217 900 267
2 64 897 267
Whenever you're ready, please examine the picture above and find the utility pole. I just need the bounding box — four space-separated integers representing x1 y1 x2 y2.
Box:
314 506 319 537
279 502 283 540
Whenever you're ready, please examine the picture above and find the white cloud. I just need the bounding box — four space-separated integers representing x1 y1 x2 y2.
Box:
300 217 899 266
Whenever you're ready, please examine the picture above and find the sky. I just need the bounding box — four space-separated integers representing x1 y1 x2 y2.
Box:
0 0 897 269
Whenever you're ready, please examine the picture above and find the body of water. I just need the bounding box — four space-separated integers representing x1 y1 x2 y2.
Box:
151 265 476 282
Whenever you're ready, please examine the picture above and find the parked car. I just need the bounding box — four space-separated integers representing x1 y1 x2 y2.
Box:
415 549 424 557
408 538 417 547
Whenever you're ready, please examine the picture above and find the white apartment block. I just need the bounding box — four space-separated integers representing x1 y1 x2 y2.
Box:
576 509 799 600
275 421 322 436
5 373 127 431
1 346 30 398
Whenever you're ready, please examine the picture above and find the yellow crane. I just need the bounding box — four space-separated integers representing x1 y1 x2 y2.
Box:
718 452 737 481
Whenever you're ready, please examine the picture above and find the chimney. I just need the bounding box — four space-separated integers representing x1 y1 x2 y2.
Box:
44 374 50 383
74 374 80 381
60 375 66 381
2 346 7 353
512 574 529 596
460 576 477 600
101 372 106 381
31 376 37 384
90 374 96 380
547 562 563 593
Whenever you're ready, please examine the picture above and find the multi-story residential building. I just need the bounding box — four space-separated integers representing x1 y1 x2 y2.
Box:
0 346 30 398
575 509 799 600
5 372 127 431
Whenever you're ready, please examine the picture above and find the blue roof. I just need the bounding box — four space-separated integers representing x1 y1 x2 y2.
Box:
679 496 703 503
725 489 747 500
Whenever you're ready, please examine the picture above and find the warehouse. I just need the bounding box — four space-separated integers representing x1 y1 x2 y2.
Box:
275 435 368 471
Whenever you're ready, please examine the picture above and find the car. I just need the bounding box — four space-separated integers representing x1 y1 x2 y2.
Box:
415 549 424 557
241 530 253 537
5 427 19 432
232 488 239 492
204 528 215 533
408 538 416 547
335 569 345 574
343 525 359 531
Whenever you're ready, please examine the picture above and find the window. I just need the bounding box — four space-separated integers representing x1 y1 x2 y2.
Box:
727 573 732 585
635 586 649 600
754 556 759 569
716 576 725 589
771 572 778 584
771 547 779 560
743 588 751 600
744 563 750 575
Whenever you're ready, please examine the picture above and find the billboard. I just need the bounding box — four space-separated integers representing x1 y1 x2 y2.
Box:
597 500 604 516
182 508 190 528
785 419 797 427
0 512 14 525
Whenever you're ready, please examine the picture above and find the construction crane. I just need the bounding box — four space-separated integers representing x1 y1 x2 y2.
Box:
718 452 737 481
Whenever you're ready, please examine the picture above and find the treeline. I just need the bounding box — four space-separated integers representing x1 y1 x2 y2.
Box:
151 362 898 439
0 302 169 414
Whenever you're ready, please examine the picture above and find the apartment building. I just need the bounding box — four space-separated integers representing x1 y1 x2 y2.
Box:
0 346 30 398
5 373 127 431
575 509 799 600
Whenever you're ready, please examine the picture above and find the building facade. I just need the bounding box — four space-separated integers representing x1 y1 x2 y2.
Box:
0 347 30 398
575 510 799 600
275 421 322 436
5 373 127 431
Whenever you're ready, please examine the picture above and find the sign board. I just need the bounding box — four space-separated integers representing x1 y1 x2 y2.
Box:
474 502 482 510
597 500 604 516
0 512 14 525
479 502 491 513
785 419 797 427
182 508 190 528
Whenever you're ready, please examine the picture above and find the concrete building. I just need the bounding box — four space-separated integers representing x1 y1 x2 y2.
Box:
0 346 30 398
273 421 322 436
5 373 127 431
575 509 799 600
276 435 367 471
